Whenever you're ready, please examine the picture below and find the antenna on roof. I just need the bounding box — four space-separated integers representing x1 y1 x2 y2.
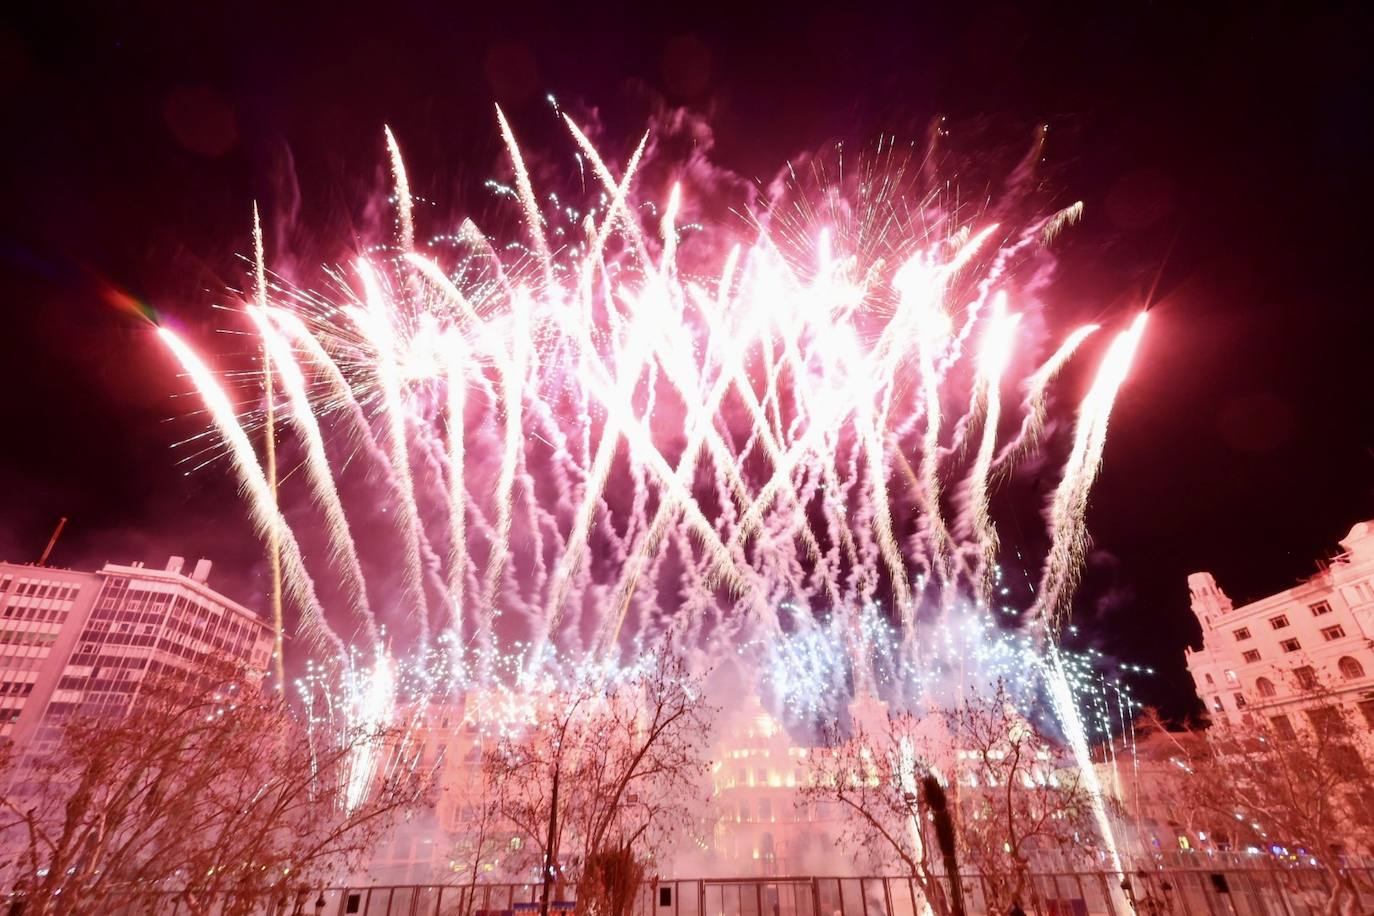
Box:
37 517 68 567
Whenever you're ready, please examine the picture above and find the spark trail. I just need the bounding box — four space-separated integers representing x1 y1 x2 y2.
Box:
159 327 344 656
968 293 1020 601
156 109 1150 871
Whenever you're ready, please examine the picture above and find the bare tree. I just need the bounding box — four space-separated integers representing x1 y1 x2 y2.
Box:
0 665 431 915
944 682 1097 912
434 753 514 916
482 649 713 915
481 689 587 889
1174 678 1374 915
1114 706 1229 856
805 682 1095 916
447 765 510 886
803 711 954 915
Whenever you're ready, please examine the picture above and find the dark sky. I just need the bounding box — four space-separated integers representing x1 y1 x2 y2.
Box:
1 2 1371 717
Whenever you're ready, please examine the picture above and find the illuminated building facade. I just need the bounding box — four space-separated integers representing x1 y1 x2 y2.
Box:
710 697 846 875
0 555 273 751
1184 520 1374 733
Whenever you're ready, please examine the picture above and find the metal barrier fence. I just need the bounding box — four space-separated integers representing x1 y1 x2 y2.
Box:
107 868 1374 916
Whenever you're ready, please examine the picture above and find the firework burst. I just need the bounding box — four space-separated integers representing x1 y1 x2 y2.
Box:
157 106 1149 866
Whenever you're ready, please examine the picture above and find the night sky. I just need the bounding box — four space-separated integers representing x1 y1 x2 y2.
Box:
1 3 1371 718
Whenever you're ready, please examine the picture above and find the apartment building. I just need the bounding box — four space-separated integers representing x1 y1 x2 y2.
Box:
0 555 273 750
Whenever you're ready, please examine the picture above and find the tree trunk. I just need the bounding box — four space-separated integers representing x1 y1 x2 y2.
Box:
540 765 561 916
1321 866 1358 916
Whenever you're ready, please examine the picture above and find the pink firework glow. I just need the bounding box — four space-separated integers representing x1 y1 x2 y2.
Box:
157 107 1146 720
157 106 1149 870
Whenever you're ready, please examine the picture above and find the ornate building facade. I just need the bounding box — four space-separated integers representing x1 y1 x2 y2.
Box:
1184 520 1374 734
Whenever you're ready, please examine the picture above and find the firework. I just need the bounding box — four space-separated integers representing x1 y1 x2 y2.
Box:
159 108 1149 870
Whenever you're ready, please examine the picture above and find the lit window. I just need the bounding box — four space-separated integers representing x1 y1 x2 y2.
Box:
1233 693 1247 708
1225 670 1237 683
1279 638 1301 653
1321 625 1346 641
1233 628 1251 641
1309 601 1332 617
1338 656 1365 680
1211 696 1224 712
1269 615 1290 630
1242 650 1261 664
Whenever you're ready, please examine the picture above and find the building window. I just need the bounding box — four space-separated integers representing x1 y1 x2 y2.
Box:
1269 615 1290 629
1321 625 1346 641
1242 649 1261 664
1233 693 1247 708
1309 601 1332 616
1269 715 1297 740
1233 628 1251 641
1280 638 1301 653
1204 673 1215 685
1211 696 1224 712
1338 656 1365 680
1294 666 1318 689
1359 700 1374 730
1225 670 1237 683
1255 677 1276 697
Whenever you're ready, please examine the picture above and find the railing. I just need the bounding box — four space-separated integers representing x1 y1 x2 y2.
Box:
45 867 1374 916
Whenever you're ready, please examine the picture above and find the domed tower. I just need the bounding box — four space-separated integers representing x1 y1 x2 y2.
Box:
1183 572 1237 720
1187 571 1233 631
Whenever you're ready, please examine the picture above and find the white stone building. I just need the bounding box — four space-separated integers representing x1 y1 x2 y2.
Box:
0 555 273 751
1184 520 1374 735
